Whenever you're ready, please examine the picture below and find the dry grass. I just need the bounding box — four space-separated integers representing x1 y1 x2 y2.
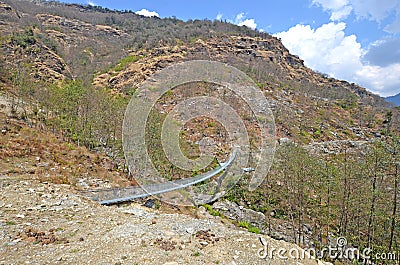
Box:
0 111 131 188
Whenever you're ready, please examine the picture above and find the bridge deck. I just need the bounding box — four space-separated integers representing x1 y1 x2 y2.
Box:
81 151 236 205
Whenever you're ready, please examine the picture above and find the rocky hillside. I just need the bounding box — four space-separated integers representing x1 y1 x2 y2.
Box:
0 93 329 265
1 0 399 264
1 0 397 144
94 35 398 141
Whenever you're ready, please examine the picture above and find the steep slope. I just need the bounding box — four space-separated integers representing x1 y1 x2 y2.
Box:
3 0 396 143
94 35 396 142
0 93 130 189
0 0 259 80
0 93 328 265
1 1 399 263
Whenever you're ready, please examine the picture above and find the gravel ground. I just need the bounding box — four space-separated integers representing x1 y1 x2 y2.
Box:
0 175 328 265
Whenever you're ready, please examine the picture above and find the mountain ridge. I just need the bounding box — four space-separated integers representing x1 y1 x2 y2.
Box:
386 92 400 106
0 0 390 106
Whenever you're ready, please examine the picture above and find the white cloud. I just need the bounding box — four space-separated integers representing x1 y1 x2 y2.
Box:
274 22 361 77
355 64 400 96
87 1 97 6
234 13 257 30
238 19 257 30
275 22 400 96
385 15 400 34
313 0 349 10
312 0 353 20
330 5 353 20
351 0 398 21
235 13 245 23
363 38 400 66
312 0 400 33
216 13 223 21
135 8 159 18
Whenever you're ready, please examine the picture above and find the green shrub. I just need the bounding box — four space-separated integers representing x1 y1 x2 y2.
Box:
313 129 321 139
202 204 222 217
112 55 142 72
11 28 36 48
248 226 261 234
238 220 261 234
238 220 250 229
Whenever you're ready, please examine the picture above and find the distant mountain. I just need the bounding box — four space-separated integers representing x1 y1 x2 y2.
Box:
386 93 400 106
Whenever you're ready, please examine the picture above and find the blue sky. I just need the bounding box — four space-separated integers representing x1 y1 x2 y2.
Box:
58 0 400 97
